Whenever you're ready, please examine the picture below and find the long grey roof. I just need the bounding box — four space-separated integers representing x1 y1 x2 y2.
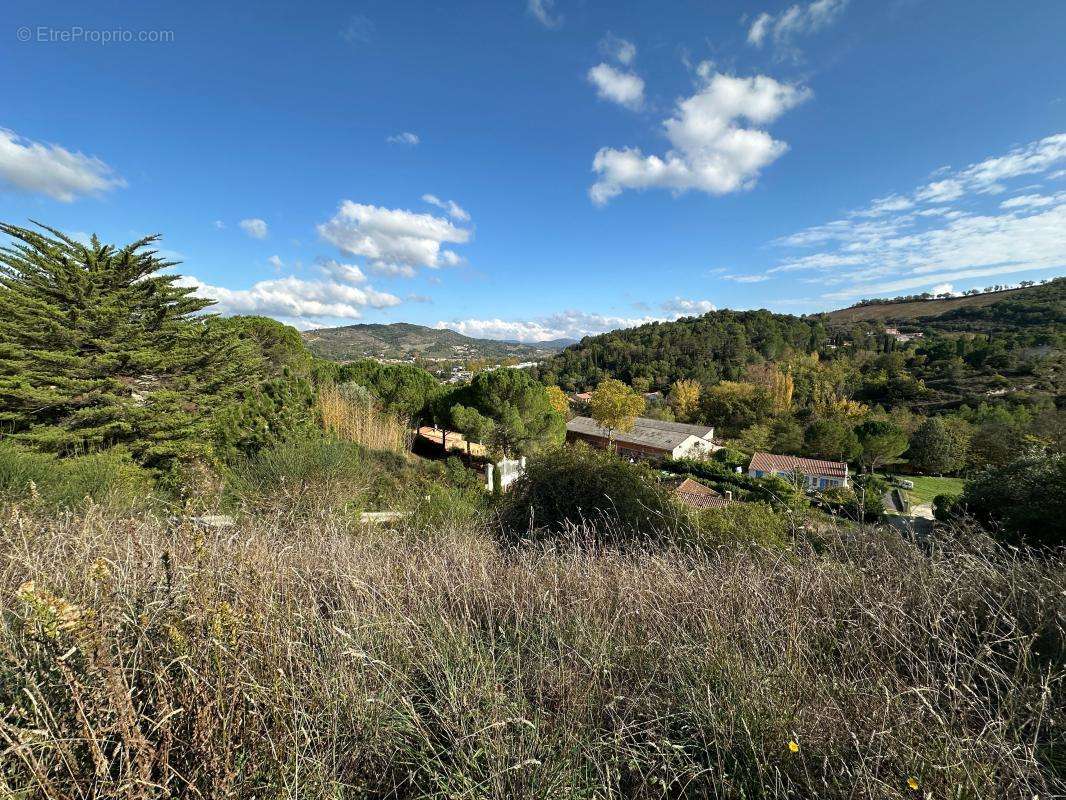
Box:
566 416 702 451
631 417 714 439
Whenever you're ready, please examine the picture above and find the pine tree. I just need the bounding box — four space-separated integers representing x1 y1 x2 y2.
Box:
0 223 255 466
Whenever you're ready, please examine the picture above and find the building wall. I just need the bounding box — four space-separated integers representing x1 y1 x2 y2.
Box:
748 468 848 489
566 430 669 461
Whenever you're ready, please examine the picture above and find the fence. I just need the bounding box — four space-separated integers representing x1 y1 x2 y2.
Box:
485 457 526 491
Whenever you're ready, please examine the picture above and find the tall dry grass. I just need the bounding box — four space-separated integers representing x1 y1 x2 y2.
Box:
318 384 411 454
0 506 1063 798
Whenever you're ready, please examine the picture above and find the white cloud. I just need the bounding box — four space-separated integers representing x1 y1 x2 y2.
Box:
915 179 965 203
239 218 269 239
528 0 562 28
0 128 126 202
724 273 771 283
930 282 958 296
368 262 417 279
317 201 471 275
268 255 284 272
213 220 226 230
590 72 811 204
440 309 663 343
318 258 366 283
386 131 420 146
422 193 471 222
587 64 645 110
660 298 716 314
440 302 727 344
1000 192 1064 210
179 274 401 323
746 0 849 49
601 34 637 66
341 15 375 44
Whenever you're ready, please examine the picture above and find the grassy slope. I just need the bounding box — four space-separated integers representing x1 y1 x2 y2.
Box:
823 287 1027 324
3 510 1063 797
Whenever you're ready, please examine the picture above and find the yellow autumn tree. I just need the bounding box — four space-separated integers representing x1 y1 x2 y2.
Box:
669 379 702 422
589 378 646 448
546 385 570 418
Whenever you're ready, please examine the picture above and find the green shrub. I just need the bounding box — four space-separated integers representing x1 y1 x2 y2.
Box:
957 452 1066 548
225 435 408 516
686 502 791 549
0 443 153 510
499 446 686 543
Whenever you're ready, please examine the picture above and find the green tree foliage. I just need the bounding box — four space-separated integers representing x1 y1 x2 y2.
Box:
0 224 252 467
700 381 773 434
541 309 827 391
589 378 645 446
210 315 313 377
499 446 684 542
908 417 970 475
957 452 1066 548
212 372 318 463
769 417 805 454
855 420 909 472
803 419 861 462
332 360 439 423
449 404 493 458
464 368 565 456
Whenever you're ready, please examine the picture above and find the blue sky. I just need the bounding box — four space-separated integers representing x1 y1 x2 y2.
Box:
2 0 1065 341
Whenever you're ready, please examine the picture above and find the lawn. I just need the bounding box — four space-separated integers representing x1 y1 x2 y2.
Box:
887 473 966 506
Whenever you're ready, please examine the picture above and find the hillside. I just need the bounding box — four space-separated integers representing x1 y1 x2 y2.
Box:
822 285 1037 324
302 322 564 362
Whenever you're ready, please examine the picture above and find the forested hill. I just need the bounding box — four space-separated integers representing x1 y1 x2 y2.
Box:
302 322 563 362
541 310 827 391
542 279 1066 400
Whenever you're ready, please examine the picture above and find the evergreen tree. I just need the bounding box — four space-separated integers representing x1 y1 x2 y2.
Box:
0 223 253 466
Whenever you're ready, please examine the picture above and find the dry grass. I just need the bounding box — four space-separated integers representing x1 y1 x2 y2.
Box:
1 505 1063 798
318 385 412 454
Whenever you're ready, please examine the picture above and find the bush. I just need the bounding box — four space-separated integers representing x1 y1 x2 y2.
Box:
225 435 409 516
0 443 153 510
687 502 791 549
499 446 685 543
957 451 1066 548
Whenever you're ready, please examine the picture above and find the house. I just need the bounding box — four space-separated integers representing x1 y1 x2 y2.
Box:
566 416 717 461
748 452 849 490
674 478 733 510
572 392 593 403
884 327 924 343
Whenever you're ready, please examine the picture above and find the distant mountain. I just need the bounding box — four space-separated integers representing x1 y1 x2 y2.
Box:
301 322 562 362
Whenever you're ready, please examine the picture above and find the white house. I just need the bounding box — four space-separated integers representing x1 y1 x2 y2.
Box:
566 416 718 461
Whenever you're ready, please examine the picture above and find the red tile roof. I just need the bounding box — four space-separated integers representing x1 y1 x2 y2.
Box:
748 452 848 479
674 478 732 510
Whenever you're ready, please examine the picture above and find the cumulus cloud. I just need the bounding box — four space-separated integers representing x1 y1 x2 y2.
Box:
317 200 471 276
0 128 126 202
178 254 401 326
528 0 561 28
386 131 420 146
758 133 1066 301
180 275 400 321
239 218 269 239
660 298 716 314
746 0 849 49
587 63 645 110
422 193 471 222
440 303 724 344
267 255 284 272
590 72 811 204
